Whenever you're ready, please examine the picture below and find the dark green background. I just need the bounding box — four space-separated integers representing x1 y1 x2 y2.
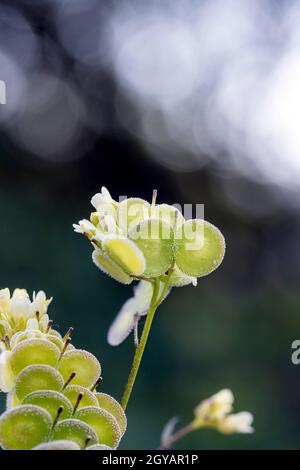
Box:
0 144 299 449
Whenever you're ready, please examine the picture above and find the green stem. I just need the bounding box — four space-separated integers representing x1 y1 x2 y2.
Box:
121 281 160 410
121 267 174 410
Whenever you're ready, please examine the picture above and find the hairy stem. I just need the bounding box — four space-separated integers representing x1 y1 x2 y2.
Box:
121 281 160 410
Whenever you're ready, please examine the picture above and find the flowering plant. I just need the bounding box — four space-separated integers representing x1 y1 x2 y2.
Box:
0 187 253 450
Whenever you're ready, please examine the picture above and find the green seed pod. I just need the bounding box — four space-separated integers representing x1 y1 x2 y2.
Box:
92 249 133 285
23 391 73 421
10 339 60 376
58 349 101 389
10 330 43 348
33 440 80 450
75 406 121 449
86 444 112 450
0 405 52 450
128 219 174 277
151 204 185 227
117 198 150 233
169 264 197 287
95 392 127 436
103 236 146 276
52 418 98 449
15 364 64 401
174 220 226 277
64 385 98 409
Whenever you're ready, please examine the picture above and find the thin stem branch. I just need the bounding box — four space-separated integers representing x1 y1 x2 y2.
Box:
121 281 160 410
159 422 194 450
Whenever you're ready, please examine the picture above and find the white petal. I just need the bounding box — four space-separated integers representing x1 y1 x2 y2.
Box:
107 298 137 346
133 281 153 315
219 412 254 434
0 351 14 393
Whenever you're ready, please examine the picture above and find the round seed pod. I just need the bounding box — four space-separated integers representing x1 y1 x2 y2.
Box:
86 444 112 450
33 440 80 450
0 405 52 450
103 236 146 276
10 330 43 348
58 349 101 389
169 264 197 287
95 393 127 436
128 219 174 277
75 406 121 449
92 249 133 285
45 334 75 352
10 339 60 376
152 204 185 227
15 364 64 401
52 418 98 449
174 220 226 277
23 391 72 421
64 385 98 409
44 335 64 351
117 198 150 233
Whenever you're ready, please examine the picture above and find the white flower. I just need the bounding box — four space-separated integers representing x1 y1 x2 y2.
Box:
10 289 31 321
91 187 115 209
31 291 52 318
218 412 254 434
0 288 52 335
194 388 234 423
73 219 96 238
107 281 171 346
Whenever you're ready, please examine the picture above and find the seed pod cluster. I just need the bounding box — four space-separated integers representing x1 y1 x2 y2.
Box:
0 290 126 450
74 187 226 287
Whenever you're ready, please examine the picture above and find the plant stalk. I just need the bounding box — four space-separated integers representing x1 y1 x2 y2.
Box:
121 281 160 410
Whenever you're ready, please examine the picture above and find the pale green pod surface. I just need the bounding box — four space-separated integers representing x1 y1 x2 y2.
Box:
23 391 73 421
128 219 174 277
86 444 112 450
15 364 64 401
169 264 197 287
0 350 14 392
92 249 133 285
95 393 127 436
10 330 43 348
10 339 60 376
174 220 226 277
64 385 98 409
103 236 146 276
45 334 64 351
52 418 98 449
152 204 185 227
75 406 121 449
117 198 150 233
0 405 52 450
33 440 81 450
58 349 101 389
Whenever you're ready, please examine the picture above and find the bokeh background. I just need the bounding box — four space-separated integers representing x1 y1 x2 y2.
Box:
1 0 300 449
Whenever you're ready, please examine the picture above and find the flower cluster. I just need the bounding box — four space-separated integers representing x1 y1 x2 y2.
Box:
193 389 254 434
0 288 126 450
73 187 226 287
